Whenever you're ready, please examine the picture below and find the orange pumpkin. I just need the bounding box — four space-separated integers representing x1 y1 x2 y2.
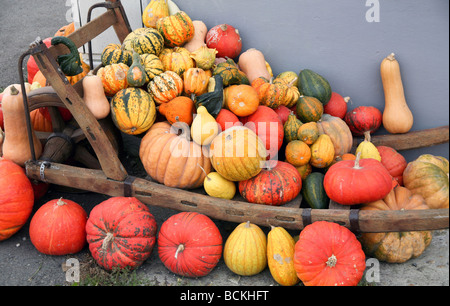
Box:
183 68 209 98
285 140 311 167
159 47 195 77
159 96 195 125
96 63 129 96
54 22 75 37
223 84 259 117
30 109 53 132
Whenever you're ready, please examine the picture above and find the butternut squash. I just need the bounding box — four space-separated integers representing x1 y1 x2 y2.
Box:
2 85 42 166
82 72 110 120
238 48 271 83
380 53 413 134
183 20 208 52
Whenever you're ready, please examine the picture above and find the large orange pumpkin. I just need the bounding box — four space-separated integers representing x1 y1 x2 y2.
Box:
139 121 211 189
294 221 366 286
0 159 35 241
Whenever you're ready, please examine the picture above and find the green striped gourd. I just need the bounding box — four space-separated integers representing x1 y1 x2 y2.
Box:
122 28 165 56
298 69 332 105
101 44 132 66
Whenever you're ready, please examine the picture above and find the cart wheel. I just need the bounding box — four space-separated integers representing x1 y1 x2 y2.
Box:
26 85 121 169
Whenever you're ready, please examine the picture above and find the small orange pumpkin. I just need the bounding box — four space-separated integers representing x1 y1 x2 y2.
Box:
223 84 259 117
159 47 195 77
183 68 210 98
159 96 195 126
285 140 311 167
97 63 129 96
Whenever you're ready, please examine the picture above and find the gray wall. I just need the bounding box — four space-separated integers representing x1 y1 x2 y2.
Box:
176 0 449 162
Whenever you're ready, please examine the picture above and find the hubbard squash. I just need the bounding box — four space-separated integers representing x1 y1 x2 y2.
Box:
2 86 42 166
380 53 414 134
82 72 111 120
238 48 271 83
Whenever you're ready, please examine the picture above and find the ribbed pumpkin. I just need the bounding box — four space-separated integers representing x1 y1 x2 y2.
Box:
29 198 87 255
285 140 311 167
183 67 209 98
297 121 320 145
323 92 349 119
30 109 53 132
344 106 383 136
156 11 195 47
296 95 324 123
267 226 299 286
283 112 302 142
251 77 288 109
309 134 335 168
224 221 267 276
209 126 266 181
377 146 407 185
110 87 156 135
316 114 353 158
158 212 223 277
273 77 300 108
139 121 211 189
239 161 302 206
159 47 195 77
85 197 157 272
147 70 183 104
297 69 332 105
403 157 449 209
0 159 34 241
123 27 165 56
360 186 433 263
294 221 366 286
324 152 393 205
101 43 133 66
140 53 164 82
97 63 129 96
142 0 170 28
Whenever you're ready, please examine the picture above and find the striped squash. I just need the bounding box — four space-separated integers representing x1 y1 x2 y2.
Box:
297 122 320 145
159 47 195 77
284 113 302 142
156 11 195 47
296 95 324 123
97 63 129 96
310 134 335 168
101 44 132 66
251 77 288 109
110 87 156 135
140 53 164 83
298 69 332 105
147 71 183 104
123 28 165 56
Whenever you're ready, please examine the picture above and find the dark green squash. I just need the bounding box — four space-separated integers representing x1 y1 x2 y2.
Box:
127 51 147 87
213 59 244 87
301 172 329 209
298 69 332 105
296 95 323 123
51 36 83 76
195 75 223 117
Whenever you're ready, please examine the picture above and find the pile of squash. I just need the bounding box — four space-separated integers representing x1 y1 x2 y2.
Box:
0 0 449 287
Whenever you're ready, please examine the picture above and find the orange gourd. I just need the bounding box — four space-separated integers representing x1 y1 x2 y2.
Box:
223 84 259 117
158 96 195 125
82 72 111 120
97 63 129 96
380 53 414 134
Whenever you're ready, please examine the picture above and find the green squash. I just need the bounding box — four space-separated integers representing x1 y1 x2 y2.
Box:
195 75 223 117
284 113 302 142
301 172 329 209
127 51 147 87
298 69 332 105
213 59 244 87
51 36 83 76
296 95 324 123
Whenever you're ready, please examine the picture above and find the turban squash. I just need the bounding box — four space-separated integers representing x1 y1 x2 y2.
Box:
139 121 211 189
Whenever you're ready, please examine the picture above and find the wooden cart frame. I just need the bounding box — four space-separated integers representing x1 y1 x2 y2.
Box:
17 0 449 233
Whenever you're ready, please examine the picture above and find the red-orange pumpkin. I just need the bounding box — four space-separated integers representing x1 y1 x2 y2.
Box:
0 159 35 241
239 161 302 206
294 221 366 286
85 197 157 271
377 145 408 185
344 106 382 136
29 198 87 255
323 152 393 205
158 212 223 277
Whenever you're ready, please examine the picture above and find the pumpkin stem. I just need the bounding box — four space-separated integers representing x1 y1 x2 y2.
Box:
344 96 351 103
9 85 19 96
101 232 114 251
353 152 362 169
56 197 67 206
326 254 337 268
197 163 211 181
363 131 371 143
244 221 251 228
175 244 185 259
386 53 396 61
288 77 298 87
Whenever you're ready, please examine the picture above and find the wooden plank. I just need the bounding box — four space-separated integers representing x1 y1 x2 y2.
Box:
25 161 449 233
352 125 449 152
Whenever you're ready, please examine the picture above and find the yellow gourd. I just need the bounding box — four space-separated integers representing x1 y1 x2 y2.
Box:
380 53 414 134
202 171 236 200
190 106 218 146
82 72 111 120
356 132 381 161
142 0 170 29
2 85 42 166
267 226 299 286
223 221 267 276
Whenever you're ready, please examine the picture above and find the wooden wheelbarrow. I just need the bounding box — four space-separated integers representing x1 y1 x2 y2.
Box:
18 0 449 233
